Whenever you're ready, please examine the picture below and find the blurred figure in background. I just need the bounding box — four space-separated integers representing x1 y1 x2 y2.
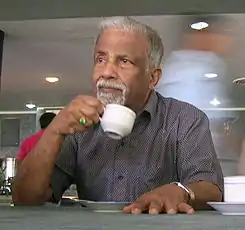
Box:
156 13 233 114
16 112 56 165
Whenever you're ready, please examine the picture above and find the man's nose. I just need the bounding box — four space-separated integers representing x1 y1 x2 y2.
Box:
101 61 118 79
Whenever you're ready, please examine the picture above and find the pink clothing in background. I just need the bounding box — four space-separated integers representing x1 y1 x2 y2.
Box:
17 130 44 160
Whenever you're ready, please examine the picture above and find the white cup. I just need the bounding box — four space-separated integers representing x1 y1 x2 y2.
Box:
100 104 136 140
224 176 245 202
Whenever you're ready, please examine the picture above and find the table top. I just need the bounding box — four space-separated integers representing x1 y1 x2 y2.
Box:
0 204 244 230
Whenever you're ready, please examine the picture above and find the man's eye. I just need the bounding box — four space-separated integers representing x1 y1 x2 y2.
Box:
120 59 131 64
96 57 105 63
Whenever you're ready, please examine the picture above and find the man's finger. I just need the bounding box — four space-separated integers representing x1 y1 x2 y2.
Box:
123 197 150 214
148 200 163 214
178 203 195 214
164 199 177 214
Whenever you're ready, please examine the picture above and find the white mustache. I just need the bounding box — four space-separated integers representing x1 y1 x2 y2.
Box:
96 79 126 91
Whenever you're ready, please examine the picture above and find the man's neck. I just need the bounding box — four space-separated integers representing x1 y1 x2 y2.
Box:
128 90 153 115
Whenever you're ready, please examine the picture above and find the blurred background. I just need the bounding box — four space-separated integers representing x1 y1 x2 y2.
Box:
0 0 245 198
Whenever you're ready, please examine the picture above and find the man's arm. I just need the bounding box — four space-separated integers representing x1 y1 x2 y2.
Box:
12 95 103 205
123 106 223 214
177 108 224 209
186 181 222 210
12 129 75 205
16 160 22 172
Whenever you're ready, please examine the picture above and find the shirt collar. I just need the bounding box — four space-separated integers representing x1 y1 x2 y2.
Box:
138 90 158 119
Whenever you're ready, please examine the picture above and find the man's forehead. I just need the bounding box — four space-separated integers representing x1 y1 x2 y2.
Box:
95 29 148 54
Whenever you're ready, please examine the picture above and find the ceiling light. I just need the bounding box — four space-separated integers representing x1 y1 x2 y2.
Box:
45 76 60 83
25 103 36 109
210 98 221 106
190 21 209 30
205 73 218 78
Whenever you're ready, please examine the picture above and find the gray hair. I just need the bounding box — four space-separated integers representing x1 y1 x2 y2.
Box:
95 16 164 69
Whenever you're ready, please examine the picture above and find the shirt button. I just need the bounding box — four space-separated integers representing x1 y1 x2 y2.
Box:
118 175 124 180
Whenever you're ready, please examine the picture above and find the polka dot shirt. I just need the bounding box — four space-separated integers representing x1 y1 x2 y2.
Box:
51 91 224 202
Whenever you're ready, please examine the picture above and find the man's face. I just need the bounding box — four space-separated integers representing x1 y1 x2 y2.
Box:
92 29 160 109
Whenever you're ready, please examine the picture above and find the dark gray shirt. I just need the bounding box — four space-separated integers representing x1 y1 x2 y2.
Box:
51 91 224 202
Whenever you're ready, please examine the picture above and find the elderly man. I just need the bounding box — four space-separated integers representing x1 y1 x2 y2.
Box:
12 16 223 214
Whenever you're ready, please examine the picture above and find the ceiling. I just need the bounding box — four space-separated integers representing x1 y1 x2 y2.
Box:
0 0 245 20
0 15 180 110
0 14 245 111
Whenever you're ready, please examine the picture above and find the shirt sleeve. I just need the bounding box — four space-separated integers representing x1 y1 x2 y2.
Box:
50 134 77 203
176 107 224 195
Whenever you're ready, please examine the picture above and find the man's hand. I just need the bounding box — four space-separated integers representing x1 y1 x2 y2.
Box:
123 184 195 214
47 95 104 135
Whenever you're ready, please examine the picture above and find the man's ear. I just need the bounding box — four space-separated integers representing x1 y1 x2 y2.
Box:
149 68 162 89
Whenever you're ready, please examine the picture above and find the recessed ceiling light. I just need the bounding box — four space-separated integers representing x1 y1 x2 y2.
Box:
45 76 60 83
205 73 218 78
190 21 209 30
210 98 221 106
26 103 36 109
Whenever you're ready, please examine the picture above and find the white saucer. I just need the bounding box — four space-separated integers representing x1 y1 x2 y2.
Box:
77 200 131 213
207 202 245 215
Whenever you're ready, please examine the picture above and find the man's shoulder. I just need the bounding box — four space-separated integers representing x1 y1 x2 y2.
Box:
157 95 209 141
157 93 207 120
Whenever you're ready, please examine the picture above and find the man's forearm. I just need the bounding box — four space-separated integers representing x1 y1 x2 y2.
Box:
187 181 222 210
12 129 64 205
